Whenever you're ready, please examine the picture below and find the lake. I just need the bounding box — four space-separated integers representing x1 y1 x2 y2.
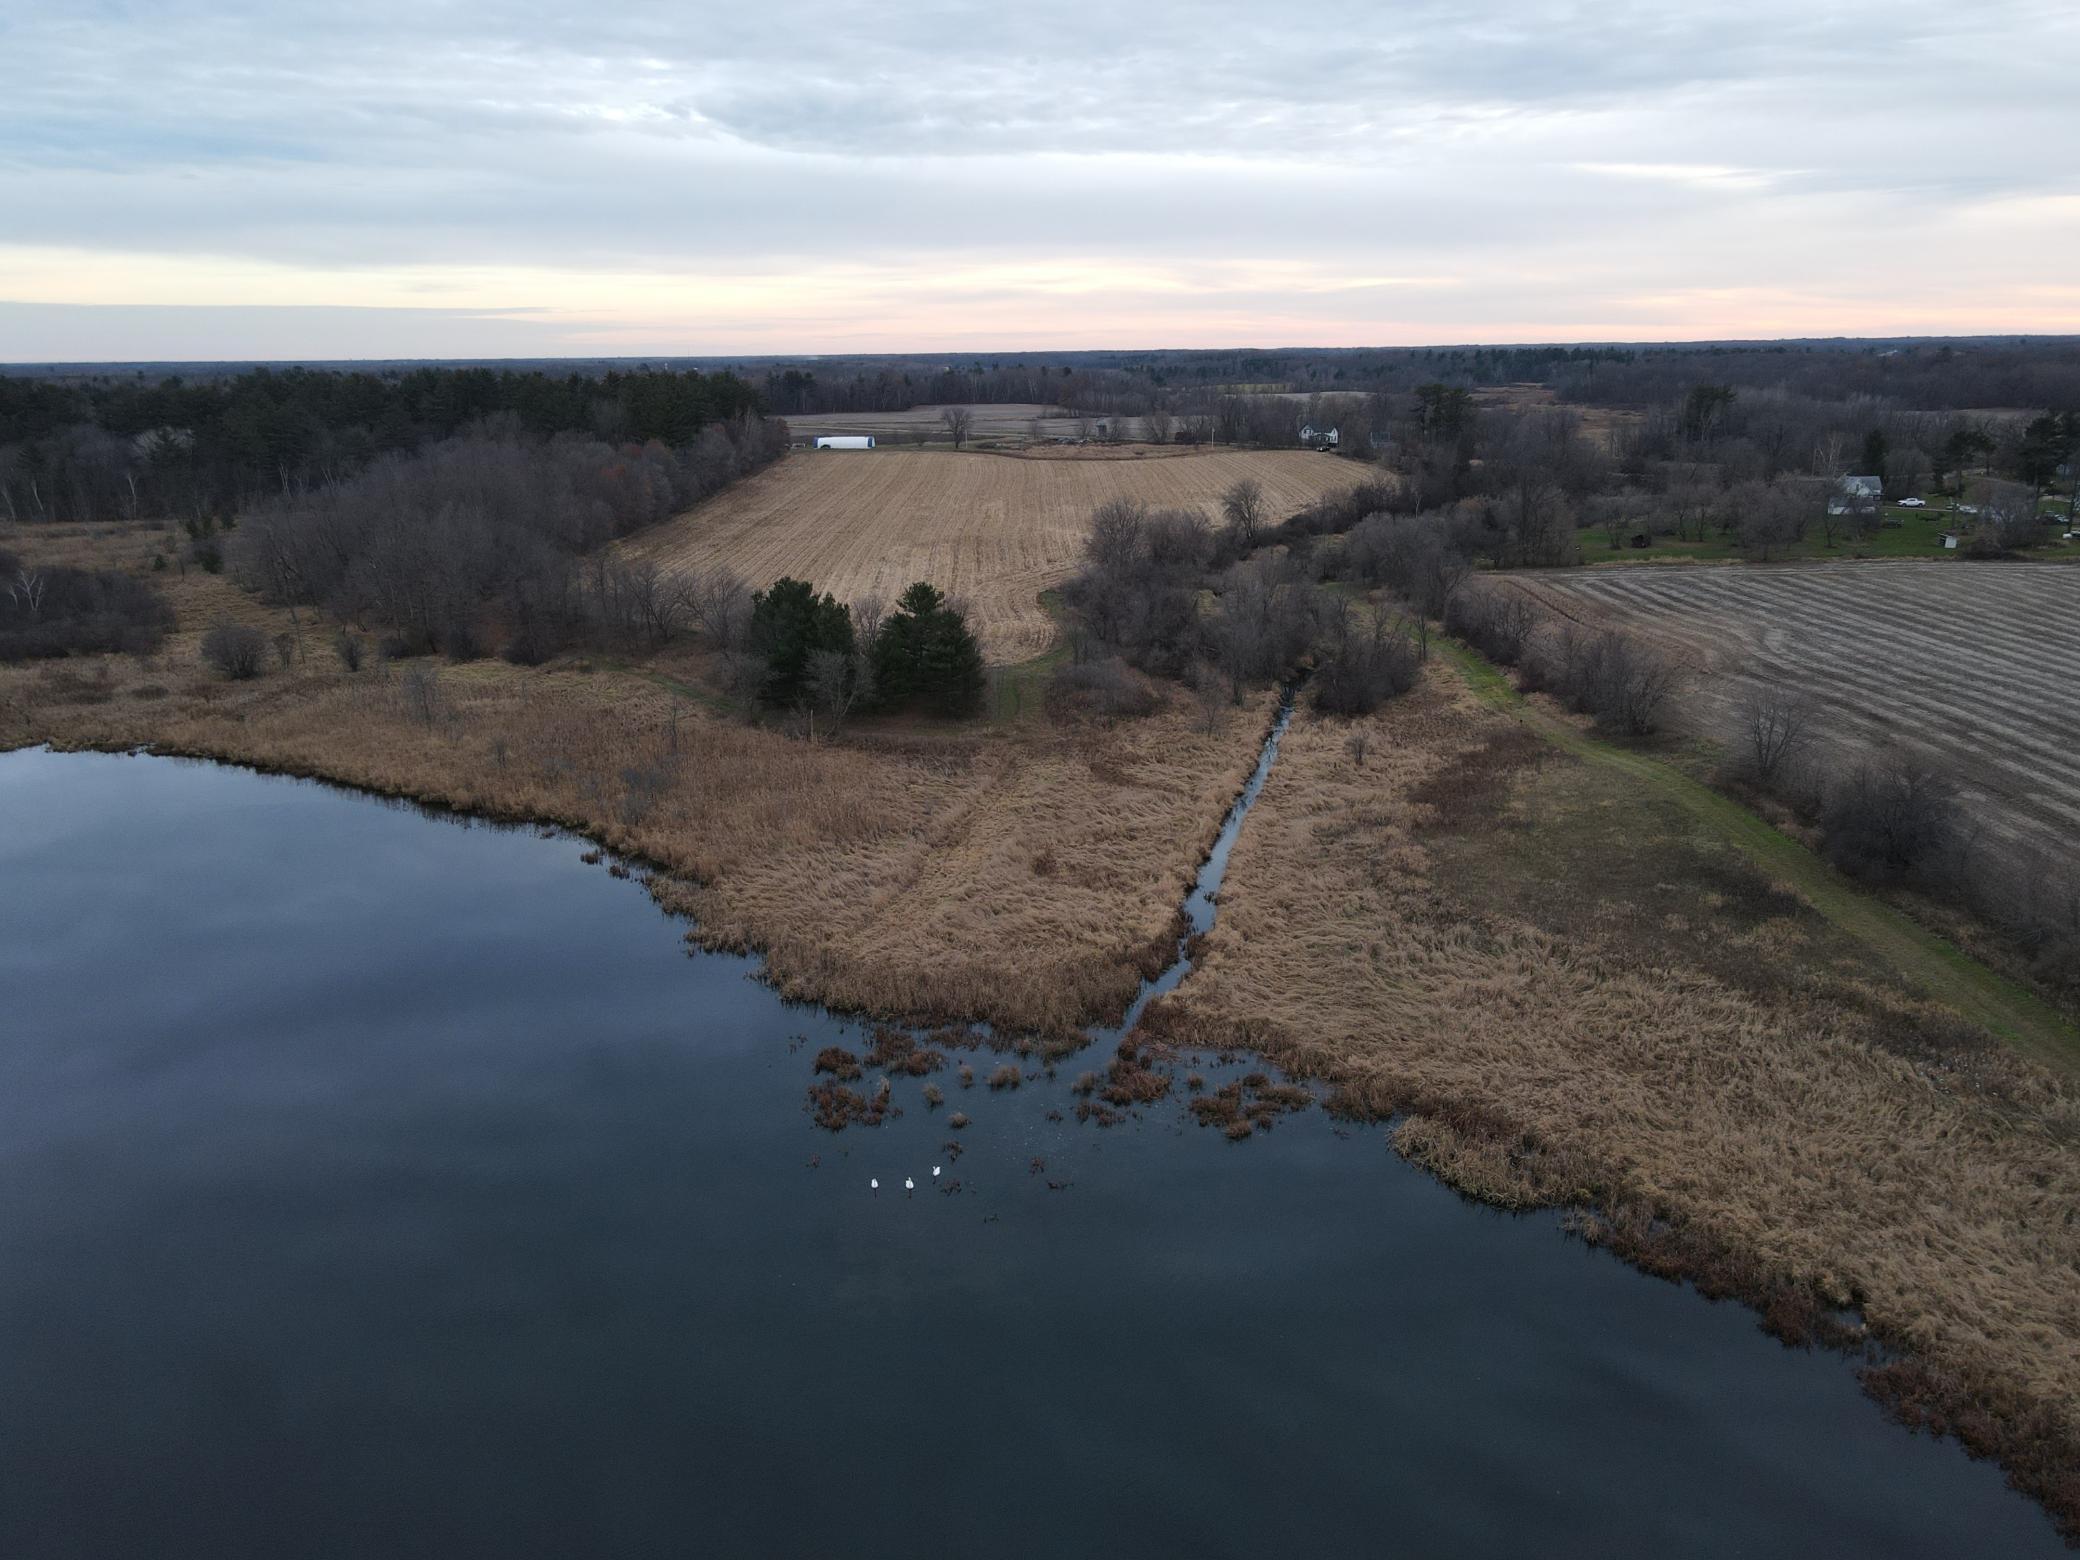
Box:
0 746 2061 1557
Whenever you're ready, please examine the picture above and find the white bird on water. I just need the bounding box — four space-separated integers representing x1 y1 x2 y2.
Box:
869 1178 879 1193
932 1166 942 1178
904 1177 916 1195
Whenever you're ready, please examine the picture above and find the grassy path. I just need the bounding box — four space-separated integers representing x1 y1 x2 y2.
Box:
1438 641 2080 1078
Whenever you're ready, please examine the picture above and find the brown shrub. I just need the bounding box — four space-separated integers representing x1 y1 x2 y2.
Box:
812 1046 863 1080
1102 1038 1172 1106
865 1026 946 1076
807 1081 887 1130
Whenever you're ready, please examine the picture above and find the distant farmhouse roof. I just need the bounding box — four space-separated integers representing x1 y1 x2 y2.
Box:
1840 475 1882 497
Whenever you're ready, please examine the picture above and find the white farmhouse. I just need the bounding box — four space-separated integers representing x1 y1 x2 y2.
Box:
1828 474 1882 516
1300 424 1340 449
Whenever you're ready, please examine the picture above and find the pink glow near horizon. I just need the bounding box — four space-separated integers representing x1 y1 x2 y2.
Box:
4 3 2077 359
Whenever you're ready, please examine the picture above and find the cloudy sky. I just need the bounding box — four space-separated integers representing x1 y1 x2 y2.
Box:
4 0 2077 360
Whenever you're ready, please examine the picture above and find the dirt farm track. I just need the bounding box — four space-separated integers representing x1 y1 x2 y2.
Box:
1499 561 2080 876
625 446 1369 662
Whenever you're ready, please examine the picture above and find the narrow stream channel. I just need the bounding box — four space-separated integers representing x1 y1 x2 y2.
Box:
0 743 2063 1558
1110 686 1293 1040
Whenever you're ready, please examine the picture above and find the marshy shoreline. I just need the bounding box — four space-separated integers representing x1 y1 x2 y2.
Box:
5 541 2077 1541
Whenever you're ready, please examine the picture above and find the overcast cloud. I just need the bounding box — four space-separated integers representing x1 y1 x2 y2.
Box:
2 0 2076 358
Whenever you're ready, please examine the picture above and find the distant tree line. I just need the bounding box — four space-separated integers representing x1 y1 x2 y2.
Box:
0 365 769 525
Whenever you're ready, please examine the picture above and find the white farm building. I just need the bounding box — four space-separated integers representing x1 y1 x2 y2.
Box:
1828 474 1882 515
814 435 875 450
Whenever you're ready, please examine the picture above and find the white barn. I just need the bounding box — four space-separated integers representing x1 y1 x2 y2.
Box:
814 435 875 450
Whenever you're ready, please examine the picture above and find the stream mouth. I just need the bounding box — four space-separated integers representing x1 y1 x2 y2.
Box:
0 744 2065 1559
1108 686 1294 1041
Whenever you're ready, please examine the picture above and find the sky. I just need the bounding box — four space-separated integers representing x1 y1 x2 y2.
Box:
3 0 2078 361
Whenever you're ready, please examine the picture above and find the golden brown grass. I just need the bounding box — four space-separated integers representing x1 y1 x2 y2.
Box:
16 517 2079 1532
620 447 1372 662
1140 664 2080 1535
2 523 1270 1040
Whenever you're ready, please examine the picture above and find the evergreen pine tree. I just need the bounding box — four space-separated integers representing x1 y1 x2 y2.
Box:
748 576 853 708
869 581 986 718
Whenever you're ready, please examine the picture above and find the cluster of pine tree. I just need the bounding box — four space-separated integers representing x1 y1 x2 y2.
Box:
747 578 985 720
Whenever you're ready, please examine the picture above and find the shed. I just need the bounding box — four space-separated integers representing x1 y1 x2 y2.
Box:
1938 530 1962 550
814 435 875 450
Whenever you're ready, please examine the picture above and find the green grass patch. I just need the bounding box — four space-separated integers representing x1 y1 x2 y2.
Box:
1436 639 2080 1076
987 589 1073 724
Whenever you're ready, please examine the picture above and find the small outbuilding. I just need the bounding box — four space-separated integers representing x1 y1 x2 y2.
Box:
1938 530 1963 550
814 435 876 450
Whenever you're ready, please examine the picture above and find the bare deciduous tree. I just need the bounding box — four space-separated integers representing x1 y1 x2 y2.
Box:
6 567 47 619
689 567 752 651
940 407 975 449
201 622 266 680
1739 689 1815 788
805 648 861 736
1187 660 1226 733
1220 478 1268 549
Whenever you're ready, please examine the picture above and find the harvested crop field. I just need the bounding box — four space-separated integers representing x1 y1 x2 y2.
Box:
1497 562 2080 873
623 447 1372 661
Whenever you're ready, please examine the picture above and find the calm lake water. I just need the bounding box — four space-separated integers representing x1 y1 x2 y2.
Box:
0 746 2062 1558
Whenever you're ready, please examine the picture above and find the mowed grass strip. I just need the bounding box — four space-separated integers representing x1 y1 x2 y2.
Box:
1439 639 2080 1076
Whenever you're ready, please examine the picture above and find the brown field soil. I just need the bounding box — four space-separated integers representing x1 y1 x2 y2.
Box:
622 447 1373 662
1 522 1270 1039
1496 561 2080 878
1140 663 2080 1537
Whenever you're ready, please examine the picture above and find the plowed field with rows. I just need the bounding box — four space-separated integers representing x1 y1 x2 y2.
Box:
1500 562 2080 871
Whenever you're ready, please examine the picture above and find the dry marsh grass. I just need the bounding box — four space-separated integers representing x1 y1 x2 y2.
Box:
620 447 1371 662
2 526 1272 1041
16 519 2080 1533
1141 666 2080 1536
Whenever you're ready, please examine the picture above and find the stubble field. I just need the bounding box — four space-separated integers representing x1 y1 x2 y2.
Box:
1496 561 2080 875
622 447 1369 661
